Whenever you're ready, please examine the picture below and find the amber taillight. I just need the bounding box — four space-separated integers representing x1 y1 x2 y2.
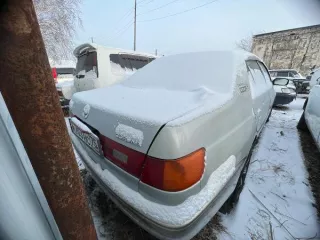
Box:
140 148 205 192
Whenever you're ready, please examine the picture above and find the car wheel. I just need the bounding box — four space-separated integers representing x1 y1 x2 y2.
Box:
219 144 254 214
297 111 308 131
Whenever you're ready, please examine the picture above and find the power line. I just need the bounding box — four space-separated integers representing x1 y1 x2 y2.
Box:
138 0 155 6
137 0 151 4
137 0 181 16
110 21 135 41
96 20 134 43
138 0 218 22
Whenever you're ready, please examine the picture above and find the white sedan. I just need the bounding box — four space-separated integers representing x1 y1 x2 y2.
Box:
298 70 320 150
69 51 275 240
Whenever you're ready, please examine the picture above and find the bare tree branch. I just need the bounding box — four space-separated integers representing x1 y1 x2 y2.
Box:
33 0 82 61
236 36 253 52
236 31 266 52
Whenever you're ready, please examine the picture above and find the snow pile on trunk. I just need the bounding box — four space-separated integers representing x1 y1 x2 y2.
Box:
115 124 144 147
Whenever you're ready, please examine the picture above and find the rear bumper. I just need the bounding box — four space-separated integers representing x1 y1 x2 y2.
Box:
273 93 295 105
71 133 244 240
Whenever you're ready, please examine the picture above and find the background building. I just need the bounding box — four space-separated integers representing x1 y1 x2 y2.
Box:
252 24 320 76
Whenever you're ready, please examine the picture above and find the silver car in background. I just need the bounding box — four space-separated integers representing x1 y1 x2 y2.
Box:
69 51 275 239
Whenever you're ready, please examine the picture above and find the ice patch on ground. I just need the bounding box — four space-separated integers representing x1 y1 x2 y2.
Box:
115 124 144 147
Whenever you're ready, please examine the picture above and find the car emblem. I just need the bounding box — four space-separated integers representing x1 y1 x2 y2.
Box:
82 104 90 119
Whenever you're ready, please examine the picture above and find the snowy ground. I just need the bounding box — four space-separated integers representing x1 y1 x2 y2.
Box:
220 97 320 240
72 97 320 240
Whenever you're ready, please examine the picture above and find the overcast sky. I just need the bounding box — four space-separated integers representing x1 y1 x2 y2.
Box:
76 0 320 55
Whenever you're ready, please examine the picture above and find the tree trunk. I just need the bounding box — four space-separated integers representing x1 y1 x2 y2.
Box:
0 1 97 239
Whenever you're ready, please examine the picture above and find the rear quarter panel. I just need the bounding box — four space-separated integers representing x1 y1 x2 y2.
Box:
148 72 256 190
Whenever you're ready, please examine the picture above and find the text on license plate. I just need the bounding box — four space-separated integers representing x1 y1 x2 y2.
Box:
70 120 102 155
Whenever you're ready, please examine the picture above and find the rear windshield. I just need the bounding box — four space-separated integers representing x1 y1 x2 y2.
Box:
56 68 75 75
123 51 234 94
76 51 98 77
110 54 155 73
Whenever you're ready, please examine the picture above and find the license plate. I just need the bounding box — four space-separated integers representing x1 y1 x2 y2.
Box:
69 118 102 156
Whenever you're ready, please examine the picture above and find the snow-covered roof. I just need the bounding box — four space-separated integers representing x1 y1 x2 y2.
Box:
269 69 299 72
49 59 76 68
123 50 259 94
73 43 156 58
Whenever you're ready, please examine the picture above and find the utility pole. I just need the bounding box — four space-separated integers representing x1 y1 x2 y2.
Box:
134 0 137 51
91 37 94 43
0 1 97 240
155 49 158 56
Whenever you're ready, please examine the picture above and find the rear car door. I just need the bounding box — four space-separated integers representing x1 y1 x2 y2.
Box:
247 60 270 133
258 62 275 108
305 85 320 150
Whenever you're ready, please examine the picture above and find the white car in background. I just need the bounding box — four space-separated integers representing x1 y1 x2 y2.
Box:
272 78 296 105
50 60 76 109
69 51 275 239
73 43 156 93
298 68 320 150
309 68 320 89
269 69 304 79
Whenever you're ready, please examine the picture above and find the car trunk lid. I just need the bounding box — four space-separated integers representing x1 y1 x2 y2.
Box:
70 84 212 154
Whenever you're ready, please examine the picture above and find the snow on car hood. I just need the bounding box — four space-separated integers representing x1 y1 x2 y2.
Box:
71 84 231 153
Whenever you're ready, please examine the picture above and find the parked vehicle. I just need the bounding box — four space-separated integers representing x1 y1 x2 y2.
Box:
287 80 297 95
50 60 76 84
73 43 156 92
50 60 76 113
273 78 296 105
298 67 320 150
56 80 75 114
292 78 310 94
269 69 304 79
309 68 320 89
69 51 275 240
298 85 320 150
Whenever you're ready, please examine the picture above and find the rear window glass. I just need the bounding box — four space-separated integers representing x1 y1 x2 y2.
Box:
123 51 235 94
277 71 289 77
258 62 271 82
269 71 276 77
110 54 155 74
56 68 75 75
246 60 266 84
76 51 98 77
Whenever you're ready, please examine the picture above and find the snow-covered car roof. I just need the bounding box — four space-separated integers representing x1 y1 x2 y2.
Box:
49 59 76 69
122 50 260 94
269 69 299 72
73 43 156 58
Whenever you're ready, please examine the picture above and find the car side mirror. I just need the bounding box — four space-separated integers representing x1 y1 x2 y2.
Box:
273 78 289 86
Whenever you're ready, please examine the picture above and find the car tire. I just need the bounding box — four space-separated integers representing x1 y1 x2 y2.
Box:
297 111 308 131
219 141 255 214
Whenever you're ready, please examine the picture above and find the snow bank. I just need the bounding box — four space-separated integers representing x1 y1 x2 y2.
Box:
115 124 144 147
